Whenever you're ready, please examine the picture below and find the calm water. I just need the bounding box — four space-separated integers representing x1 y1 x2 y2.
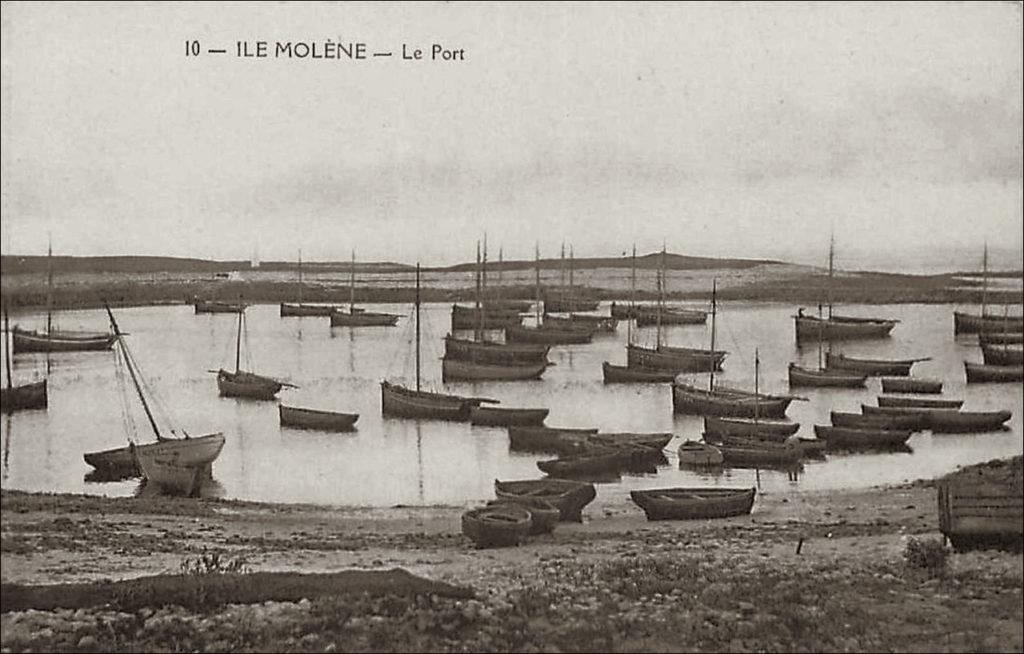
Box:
1 302 1021 507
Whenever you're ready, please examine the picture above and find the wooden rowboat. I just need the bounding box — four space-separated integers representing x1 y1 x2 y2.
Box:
601 362 677 383
132 433 226 497
978 332 1024 345
506 426 595 454
330 309 400 327
829 411 926 430
982 344 1024 366
672 383 793 419
441 357 548 382
11 328 116 353
635 308 708 326
813 425 912 449
788 363 867 388
280 303 337 317
630 487 755 521
953 311 1024 335
537 447 627 478
877 396 964 409
677 441 724 466
627 344 726 372
194 300 245 314
544 314 618 333
505 324 593 345
589 432 672 452
794 314 897 343
881 377 943 394
825 352 928 377
217 369 285 400
703 416 800 439
487 497 560 535
494 478 596 522
461 505 531 548
380 381 493 421
861 404 1012 433
279 405 358 431
716 438 801 466
444 335 549 364
469 406 549 427
965 361 1024 383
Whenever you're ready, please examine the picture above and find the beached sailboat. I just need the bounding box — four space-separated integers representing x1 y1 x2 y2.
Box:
1 303 47 413
330 250 401 327
954 244 1024 335
84 305 225 496
215 309 293 400
280 250 338 317
794 236 897 344
381 263 499 420
11 240 116 353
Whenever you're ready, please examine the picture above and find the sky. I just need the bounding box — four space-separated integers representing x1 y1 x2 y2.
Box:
1 2 1022 269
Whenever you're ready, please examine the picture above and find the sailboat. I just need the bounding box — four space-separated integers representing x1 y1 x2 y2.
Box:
11 239 116 353
1 303 48 413
381 263 501 420
505 245 596 345
626 247 726 372
214 308 294 399
788 306 867 388
442 240 550 380
673 281 802 418
541 244 599 313
954 244 1024 335
603 245 677 383
280 250 337 317
84 304 225 496
793 236 897 344
330 250 401 327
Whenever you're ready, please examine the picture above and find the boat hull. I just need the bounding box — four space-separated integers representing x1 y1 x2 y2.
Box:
0 380 47 413
982 345 1024 366
717 440 801 466
677 442 724 466
825 353 920 376
626 344 725 372
829 411 925 430
487 498 559 535
880 377 943 394
132 433 226 497
11 329 115 353
279 405 359 431
542 298 600 313
217 370 282 400
635 309 707 326
787 364 866 388
380 381 476 421
794 314 897 343
450 305 522 330
672 384 792 419
280 303 336 317
505 325 592 345
703 416 800 438
461 506 532 548
443 336 549 364
330 309 400 327
630 487 755 520
506 426 595 454
537 448 626 478
954 311 1024 335
814 425 912 449
194 301 245 314
469 406 549 426
601 362 677 383
494 479 597 522
861 405 1012 433
441 357 547 381
965 361 1024 383
877 396 963 409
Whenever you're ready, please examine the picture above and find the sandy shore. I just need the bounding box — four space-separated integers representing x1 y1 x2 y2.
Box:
2 479 1022 652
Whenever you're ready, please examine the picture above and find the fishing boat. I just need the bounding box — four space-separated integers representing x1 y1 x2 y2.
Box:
84 305 226 496
716 438 801 466
677 441 724 466
461 505 532 548
450 304 523 330
380 264 499 421
635 307 707 326
537 447 628 478
630 487 755 521
214 309 293 400
861 404 1013 432
494 478 597 522
1 304 48 413
964 361 1024 383
540 244 599 313
330 250 401 327
673 384 795 419
601 362 677 383
978 332 1024 345
880 377 943 394
953 245 1024 335
982 344 1024 366
813 425 912 449
506 426 596 454
443 336 549 365
787 363 867 388
469 406 549 427
825 352 928 376
194 299 246 314
442 240 552 381
589 432 672 452
280 250 339 317
543 313 617 333
876 396 963 409
504 243 595 345
794 236 897 344
829 411 926 430
703 416 800 439
486 497 560 535
11 240 116 353
626 248 725 372
279 405 359 431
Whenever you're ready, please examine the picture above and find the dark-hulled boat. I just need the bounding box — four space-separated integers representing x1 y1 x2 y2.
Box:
824 352 927 377
589 432 672 452
11 328 116 353
881 377 943 394
544 313 617 333
281 303 336 317
486 497 560 535
630 487 755 521
461 505 531 548
441 357 548 382
279 405 359 431
813 425 912 449
677 441 724 466
505 324 593 345
672 383 793 418
494 478 597 522
381 381 489 421
0 379 47 413
635 308 708 326
627 343 726 372
787 363 867 388
537 447 627 478
451 304 522 330
978 332 1024 345
829 411 925 430
716 438 801 466
483 299 533 313
861 404 1013 432
444 335 549 364
601 362 677 383
876 395 963 409
506 426 595 454
954 311 1024 335
982 344 1024 366
330 308 400 327
794 313 897 343
469 406 549 427
194 300 245 314
218 370 286 400
703 416 800 439
965 361 1024 383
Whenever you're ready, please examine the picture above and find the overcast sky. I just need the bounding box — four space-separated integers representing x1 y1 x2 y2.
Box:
2 2 1021 267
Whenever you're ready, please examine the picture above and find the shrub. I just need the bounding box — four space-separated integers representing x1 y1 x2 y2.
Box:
180 550 251 575
903 537 949 574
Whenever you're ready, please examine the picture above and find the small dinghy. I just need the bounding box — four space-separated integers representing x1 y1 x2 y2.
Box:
630 487 756 521
461 505 531 548
677 440 724 466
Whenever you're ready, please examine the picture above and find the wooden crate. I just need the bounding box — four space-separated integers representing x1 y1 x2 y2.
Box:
938 465 1023 551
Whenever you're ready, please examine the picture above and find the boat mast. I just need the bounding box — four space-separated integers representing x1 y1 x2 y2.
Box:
535 242 542 327
982 242 988 318
349 249 356 313
234 308 243 374
297 249 303 305
709 279 718 392
657 245 665 349
559 241 565 301
482 233 488 339
754 348 760 425
474 240 483 341
569 245 575 310
45 235 52 375
415 262 421 392
827 233 835 320
628 244 636 346
3 302 12 390
105 303 162 441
